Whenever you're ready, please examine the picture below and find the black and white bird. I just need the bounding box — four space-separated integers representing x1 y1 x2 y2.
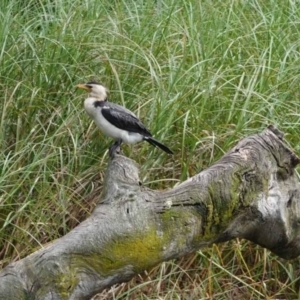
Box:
76 82 173 157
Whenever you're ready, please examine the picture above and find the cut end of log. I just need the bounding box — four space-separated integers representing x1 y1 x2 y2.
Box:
267 124 300 167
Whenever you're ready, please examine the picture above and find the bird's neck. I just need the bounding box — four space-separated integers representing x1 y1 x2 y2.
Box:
84 97 104 117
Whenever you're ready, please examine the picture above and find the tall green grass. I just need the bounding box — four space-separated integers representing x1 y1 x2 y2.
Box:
1 0 300 298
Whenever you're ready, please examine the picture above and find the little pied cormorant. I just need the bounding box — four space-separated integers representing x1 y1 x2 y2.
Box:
76 82 173 157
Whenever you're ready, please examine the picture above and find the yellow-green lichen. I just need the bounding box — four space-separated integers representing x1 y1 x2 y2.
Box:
73 227 167 276
56 268 79 298
69 210 202 278
160 208 204 247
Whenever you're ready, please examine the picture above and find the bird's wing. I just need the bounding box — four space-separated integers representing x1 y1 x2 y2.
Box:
101 102 152 136
107 102 137 118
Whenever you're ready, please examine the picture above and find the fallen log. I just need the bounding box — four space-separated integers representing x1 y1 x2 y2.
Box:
1 125 300 300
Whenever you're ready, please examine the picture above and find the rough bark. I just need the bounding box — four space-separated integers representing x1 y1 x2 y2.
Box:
1 125 300 300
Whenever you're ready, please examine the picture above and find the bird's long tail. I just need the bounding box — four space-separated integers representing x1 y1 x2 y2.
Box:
144 136 173 154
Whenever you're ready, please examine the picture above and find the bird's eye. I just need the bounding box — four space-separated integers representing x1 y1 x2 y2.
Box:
86 85 92 89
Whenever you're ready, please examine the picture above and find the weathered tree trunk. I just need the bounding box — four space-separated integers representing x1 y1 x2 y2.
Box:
1 126 300 300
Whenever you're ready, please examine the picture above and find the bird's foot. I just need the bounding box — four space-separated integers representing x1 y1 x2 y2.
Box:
109 140 122 159
109 145 119 158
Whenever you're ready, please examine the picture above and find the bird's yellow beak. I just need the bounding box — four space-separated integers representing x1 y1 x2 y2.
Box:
76 84 90 92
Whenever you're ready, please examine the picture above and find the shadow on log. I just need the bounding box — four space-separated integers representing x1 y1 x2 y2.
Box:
1 125 300 299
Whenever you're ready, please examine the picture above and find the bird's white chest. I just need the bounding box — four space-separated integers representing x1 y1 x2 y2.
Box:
94 108 123 139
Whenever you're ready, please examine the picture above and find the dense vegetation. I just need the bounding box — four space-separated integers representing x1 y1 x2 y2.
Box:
1 0 300 298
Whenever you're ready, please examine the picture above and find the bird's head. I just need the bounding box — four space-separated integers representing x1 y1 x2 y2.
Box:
76 81 108 100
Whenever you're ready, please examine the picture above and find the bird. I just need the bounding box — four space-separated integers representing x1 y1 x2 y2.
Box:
76 81 173 157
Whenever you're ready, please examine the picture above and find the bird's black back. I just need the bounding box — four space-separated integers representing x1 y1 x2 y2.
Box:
94 101 152 136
